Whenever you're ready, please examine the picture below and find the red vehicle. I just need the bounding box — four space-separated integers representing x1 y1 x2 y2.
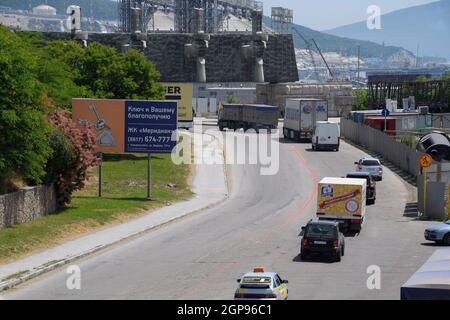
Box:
364 116 396 135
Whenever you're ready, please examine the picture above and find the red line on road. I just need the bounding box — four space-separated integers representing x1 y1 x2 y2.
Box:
178 144 317 299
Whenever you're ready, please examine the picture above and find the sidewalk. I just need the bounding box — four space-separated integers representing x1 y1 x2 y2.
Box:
0 129 228 291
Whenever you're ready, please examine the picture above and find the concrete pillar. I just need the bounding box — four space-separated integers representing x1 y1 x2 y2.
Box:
252 10 263 34
192 8 205 34
131 7 141 34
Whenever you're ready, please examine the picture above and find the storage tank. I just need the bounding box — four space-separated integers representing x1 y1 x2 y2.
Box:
33 5 57 16
417 132 450 161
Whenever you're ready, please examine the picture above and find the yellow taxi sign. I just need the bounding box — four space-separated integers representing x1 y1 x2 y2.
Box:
253 267 265 273
419 154 433 168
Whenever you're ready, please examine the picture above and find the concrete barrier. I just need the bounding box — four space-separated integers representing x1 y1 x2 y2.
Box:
341 117 421 176
0 185 57 229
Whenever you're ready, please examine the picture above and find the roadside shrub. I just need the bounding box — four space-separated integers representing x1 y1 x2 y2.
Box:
352 89 367 111
400 135 417 148
45 111 99 207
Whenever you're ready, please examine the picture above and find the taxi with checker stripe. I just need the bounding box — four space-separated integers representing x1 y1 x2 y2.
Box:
234 267 288 300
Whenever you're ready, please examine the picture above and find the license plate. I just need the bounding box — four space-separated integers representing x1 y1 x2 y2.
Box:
314 241 327 245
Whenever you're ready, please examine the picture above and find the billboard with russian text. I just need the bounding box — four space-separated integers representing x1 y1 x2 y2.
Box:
72 98 178 154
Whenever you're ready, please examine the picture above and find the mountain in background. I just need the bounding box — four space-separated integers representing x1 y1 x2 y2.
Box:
262 16 413 60
326 0 450 61
0 0 118 20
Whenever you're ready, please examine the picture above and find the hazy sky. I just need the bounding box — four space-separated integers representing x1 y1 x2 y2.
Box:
262 0 439 30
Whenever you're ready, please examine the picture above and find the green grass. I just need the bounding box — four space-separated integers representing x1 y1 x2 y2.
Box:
0 154 192 264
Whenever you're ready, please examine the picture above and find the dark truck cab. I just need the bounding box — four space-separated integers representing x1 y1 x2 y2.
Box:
346 172 376 205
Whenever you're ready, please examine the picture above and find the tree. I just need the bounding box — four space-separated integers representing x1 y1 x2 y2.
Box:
352 89 368 111
0 26 52 192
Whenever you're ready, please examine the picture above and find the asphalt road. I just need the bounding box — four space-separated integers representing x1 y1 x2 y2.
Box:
4 126 437 300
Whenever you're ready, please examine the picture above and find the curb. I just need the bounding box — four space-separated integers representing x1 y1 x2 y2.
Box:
0 130 230 293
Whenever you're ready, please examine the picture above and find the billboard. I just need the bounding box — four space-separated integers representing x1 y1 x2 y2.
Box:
161 83 193 125
72 99 177 154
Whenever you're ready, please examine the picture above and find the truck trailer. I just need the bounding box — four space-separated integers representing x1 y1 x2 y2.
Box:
316 177 366 232
218 104 278 133
283 98 328 140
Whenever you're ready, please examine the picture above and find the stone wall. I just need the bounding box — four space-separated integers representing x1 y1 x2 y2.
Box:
41 32 299 84
0 185 57 229
256 82 357 117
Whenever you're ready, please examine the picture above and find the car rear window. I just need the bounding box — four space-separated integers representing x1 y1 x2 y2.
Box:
347 175 370 184
305 224 337 239
241 277 271 289
361 160 380 166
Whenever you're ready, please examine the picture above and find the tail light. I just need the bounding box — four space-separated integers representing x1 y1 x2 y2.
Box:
303 239 309 247
351 219 360 223
331 240 338 248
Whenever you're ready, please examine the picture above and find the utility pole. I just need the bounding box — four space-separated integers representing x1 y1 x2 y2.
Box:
416 43 420 68
357 45 361 88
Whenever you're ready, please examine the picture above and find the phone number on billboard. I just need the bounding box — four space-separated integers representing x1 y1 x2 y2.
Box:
144 136 172 143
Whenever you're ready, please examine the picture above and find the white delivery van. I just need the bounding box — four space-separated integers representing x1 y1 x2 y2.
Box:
312 121 340 151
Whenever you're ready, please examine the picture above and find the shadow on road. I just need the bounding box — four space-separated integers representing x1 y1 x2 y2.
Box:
278 137 311 144
420 242 449 247
292 254 337 264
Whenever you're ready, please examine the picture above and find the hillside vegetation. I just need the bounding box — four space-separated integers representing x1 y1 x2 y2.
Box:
262 16 413 59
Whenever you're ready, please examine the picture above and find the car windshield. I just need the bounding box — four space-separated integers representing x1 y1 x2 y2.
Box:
446 220 450 225
305 224 337 239
361 160 380 166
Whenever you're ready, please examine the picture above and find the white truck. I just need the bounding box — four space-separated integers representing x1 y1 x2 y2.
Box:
316 177 367 232
283 98 328 141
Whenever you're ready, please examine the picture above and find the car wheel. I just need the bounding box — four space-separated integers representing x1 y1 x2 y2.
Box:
444 233 450 246
335 250 342 262
300 252 308 261
341 245 345 256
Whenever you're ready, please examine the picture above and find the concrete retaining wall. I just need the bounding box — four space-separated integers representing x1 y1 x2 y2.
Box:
341 118 421 176
341 118 450 183
40 32 299 84
0 185 57 229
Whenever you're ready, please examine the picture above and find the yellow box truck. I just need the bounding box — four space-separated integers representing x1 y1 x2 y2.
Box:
316 177 366 232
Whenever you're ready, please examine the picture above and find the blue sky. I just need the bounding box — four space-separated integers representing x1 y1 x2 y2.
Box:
262 0 438 30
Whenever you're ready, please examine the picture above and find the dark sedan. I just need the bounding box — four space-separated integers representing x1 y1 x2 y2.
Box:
300 220 345 262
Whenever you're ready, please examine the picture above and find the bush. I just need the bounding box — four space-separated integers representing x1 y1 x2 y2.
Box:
400 135 417 148
45 111 99 206
352 89 367 111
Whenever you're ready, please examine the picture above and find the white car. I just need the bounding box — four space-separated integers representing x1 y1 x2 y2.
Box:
234 267 288 300
355 157 383 181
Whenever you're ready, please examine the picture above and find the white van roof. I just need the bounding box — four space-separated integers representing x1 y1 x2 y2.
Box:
316 121 338 125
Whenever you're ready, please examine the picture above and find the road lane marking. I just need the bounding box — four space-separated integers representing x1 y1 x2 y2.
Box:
178 143 317 299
